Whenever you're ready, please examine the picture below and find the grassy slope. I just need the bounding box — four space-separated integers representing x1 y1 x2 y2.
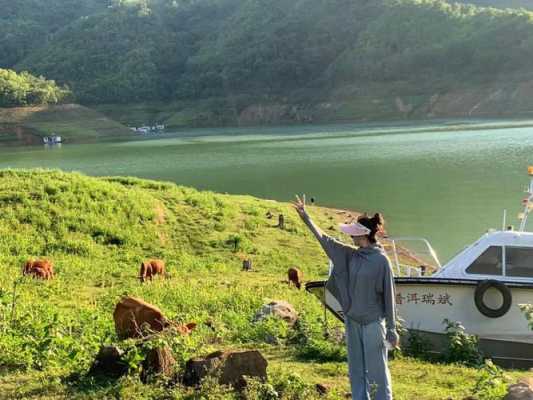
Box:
0 104 134 144
0 170 527 399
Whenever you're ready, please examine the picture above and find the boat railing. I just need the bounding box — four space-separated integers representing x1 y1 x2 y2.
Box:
396 264 427 277
387 236 441 277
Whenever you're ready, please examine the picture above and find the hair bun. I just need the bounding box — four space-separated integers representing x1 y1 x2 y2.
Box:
356 212 385 243
372 213 384 226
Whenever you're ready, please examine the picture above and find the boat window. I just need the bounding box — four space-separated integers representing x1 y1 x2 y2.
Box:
465 246 502 276
505 247 533 278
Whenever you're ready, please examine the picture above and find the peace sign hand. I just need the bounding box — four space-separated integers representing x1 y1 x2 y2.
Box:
292 194 307 219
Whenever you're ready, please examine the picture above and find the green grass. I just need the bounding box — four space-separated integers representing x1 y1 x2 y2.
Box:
0 169 527 399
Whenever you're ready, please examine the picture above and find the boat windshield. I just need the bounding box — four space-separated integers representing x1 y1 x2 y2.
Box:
465 246 502 276
505 246 533 278
464 245 533 278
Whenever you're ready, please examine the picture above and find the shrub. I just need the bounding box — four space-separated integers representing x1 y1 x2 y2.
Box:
271 372 318 400
442 319 483 366
243 377 280 400
289 314 346 362
519 304 533 330
470 359 509 400
403 330 432 360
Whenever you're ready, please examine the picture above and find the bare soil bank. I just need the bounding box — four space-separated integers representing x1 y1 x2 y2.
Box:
94 81 533 130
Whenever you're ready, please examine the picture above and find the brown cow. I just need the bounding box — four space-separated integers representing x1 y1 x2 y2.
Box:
23 259 54 280
113 296 196 339
139 259 165 283
287 267 303 289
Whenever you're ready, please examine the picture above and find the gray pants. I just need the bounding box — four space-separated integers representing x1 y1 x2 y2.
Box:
345 318 392 400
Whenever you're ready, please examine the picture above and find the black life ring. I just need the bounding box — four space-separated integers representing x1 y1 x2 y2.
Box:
474 280 512 318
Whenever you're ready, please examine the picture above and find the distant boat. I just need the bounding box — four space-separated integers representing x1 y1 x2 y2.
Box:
43 135 62 144
129 124 165 134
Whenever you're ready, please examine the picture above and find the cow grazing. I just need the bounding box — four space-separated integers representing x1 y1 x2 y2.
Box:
114 296 168 339
23 259 54 280
113 296 196 339
287 267 303 289
32 266 52 280
139 259 165 283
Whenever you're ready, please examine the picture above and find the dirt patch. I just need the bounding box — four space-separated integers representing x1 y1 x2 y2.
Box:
153 202 166 225
153 203 168 245
157 231 168 246
312 205 362 225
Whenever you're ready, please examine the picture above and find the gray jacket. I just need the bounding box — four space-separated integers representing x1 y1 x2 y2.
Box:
302 213 397 340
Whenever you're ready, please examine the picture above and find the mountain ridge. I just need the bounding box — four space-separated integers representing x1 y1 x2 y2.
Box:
2 0 533 120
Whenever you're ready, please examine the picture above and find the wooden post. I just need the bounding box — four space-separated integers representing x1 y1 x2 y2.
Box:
242 259 252 271
278 214 284 230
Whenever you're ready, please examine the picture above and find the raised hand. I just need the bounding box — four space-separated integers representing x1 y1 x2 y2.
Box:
292 194 307 219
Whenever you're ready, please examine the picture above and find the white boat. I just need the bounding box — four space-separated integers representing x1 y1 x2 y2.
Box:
306 168 533 368
43 134 62 144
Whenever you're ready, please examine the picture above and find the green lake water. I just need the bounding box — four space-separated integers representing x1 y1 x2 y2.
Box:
2 119 533 263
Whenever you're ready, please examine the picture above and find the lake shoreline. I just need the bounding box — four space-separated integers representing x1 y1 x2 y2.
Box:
4 95 533 146
1 120 529 262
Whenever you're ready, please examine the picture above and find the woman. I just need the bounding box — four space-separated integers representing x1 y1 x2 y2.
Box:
293 195 398 400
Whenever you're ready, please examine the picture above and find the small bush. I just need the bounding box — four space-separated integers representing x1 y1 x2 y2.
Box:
189 375 237 400
403 330 432 360
519 304 533 330
226 234 242 252
470 359 509 400
243 377 279 400
442 319 483 366
271 372 318 400
289 315 346 362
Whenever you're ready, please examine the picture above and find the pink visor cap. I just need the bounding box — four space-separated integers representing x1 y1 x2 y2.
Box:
339 222 371 237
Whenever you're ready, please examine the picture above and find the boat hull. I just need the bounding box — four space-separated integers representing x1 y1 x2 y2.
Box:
306 278 533 368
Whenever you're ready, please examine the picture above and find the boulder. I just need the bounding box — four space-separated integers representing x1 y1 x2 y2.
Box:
89 345 128 378
254 300 298 326
183 350 268 390
140 345 176 383
504 381 533 400
522 377 533 388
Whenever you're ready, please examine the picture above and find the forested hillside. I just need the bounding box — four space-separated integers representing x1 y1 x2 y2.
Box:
0 0 108 68
3 0 533 108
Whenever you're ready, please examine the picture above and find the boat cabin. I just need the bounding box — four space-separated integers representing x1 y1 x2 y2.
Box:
435 230 533 282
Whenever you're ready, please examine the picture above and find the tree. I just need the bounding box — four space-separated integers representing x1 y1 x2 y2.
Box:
0 69 70 107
